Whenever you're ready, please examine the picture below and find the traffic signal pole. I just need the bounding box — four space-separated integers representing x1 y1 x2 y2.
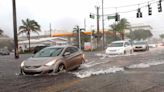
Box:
102 0 105 50
12 0 19 59
96 6 100 50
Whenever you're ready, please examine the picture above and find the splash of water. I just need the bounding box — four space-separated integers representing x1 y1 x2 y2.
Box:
127 61 164 69
73 66 124 78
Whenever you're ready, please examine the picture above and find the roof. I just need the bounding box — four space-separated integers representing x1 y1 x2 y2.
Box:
18 37 67 44
47 45 77 49
112 40 128 43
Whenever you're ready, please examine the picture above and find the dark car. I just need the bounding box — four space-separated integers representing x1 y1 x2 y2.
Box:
20 46 85 75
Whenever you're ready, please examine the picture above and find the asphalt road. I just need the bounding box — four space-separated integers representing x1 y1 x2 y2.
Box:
0 47 164 92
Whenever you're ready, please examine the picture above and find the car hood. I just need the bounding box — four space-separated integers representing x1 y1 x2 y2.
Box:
106 47 124 50
23 57 59 66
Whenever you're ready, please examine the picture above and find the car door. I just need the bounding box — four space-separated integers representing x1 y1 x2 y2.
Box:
69 47 82 66
62 47 75 69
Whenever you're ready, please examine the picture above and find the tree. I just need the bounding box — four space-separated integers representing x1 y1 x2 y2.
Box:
160 34 164 39
110 24 117 40
72 25 88 49
18 18 41 51
117 18 130 40
109 18 130 40
126 29 153 40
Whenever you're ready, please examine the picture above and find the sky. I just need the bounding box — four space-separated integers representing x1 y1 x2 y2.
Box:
0 0 164 38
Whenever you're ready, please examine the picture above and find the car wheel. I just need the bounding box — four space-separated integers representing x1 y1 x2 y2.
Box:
58 64 65 72
124 51 126 55
73 66 80 70
19 69 26 76
81 59 85 64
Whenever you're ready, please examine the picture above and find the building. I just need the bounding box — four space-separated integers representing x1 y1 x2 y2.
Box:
125 23 153 33
18 37 69 51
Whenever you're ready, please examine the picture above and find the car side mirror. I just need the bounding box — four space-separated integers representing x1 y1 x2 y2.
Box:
63 52 71 56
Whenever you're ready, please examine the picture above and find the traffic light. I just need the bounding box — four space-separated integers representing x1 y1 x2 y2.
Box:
115 13 120 21
148 4 152 15
136 8 142 18
89 13 95 19
158 0 162 12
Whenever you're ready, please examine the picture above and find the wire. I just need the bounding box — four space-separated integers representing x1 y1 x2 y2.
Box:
91 0 163 17
102 0 160 15
102 0 157 9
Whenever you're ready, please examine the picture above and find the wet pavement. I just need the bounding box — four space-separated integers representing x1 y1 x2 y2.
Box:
0 47 164 92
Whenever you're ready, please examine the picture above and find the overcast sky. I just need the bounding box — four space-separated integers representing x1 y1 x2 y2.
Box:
0 0 164 38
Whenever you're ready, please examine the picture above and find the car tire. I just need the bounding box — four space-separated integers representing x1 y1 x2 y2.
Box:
81 59 85 64
19 69 26 76
58 64 65 72
124 51 126 55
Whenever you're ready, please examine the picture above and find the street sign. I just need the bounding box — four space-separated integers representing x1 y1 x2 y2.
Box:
107 16 115 20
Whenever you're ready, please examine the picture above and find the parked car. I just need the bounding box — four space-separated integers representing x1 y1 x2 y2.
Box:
160 42 164 46
105 40 133 55
20 46 85 75
148 43 157 48
0 49 10 55
133 41 149 51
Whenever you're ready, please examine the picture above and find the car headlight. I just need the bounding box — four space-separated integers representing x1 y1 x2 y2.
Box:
21 62 24 67
45 60 55 66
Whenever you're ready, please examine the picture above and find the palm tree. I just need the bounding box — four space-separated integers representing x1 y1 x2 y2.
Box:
109 18 130 40
110 24 117 40
117 18 130 40
18 18 41 51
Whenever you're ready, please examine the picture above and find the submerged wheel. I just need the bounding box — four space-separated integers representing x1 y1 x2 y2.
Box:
58 64 65 72
81 59 85 64
124 51 126 55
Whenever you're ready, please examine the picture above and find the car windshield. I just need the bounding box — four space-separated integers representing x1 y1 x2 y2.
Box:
133 42 146 45
109 42 124 47
34 47 63 57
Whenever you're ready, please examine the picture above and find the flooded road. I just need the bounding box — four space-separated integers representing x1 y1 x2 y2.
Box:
0 47 164 92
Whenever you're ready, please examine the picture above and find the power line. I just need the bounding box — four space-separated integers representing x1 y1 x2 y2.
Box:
102 0 160 15
103 0 157 9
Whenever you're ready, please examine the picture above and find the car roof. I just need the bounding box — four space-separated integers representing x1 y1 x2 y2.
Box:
112 40 128 43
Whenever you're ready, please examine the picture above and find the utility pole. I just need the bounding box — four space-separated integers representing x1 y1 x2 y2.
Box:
78 28 81 50
84 18 86 31
96 6 100 50
49 23 52 37
102 0 105 50
12 0 19 59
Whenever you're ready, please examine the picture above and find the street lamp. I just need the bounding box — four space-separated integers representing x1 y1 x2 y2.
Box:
12 0 19 59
